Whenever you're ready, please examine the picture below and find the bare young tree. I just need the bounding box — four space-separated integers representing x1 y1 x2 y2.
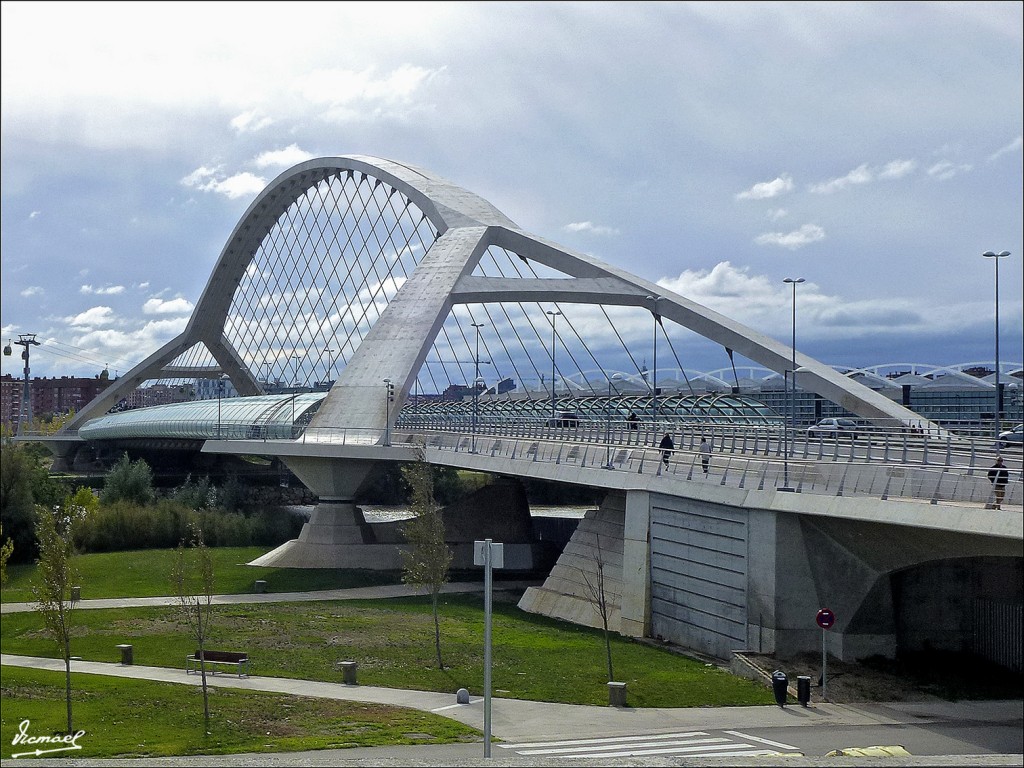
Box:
172 523 215 732
31 498 82 735
579 533 615 682
400 451 453 670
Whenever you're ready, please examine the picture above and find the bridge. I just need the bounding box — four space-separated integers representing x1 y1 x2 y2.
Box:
47 155 1022 669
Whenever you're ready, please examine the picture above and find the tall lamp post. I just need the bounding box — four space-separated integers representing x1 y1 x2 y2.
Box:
324 347 335 385
216 375 227 439
783 278 804 458
606 372 623 468
471 322 486 452
645 296 663 429
546 310 562 422
983 251 1010 442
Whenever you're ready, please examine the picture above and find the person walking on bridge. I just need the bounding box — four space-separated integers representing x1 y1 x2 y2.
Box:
659 432 674 469
699 436 712 475
988 456 1009 509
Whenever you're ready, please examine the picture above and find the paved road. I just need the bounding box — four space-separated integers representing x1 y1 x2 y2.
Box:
3 584 1022 766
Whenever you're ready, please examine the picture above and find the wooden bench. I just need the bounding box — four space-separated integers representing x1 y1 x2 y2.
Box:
185 649 249 677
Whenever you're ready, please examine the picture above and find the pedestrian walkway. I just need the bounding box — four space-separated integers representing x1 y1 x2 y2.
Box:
0 580 538 614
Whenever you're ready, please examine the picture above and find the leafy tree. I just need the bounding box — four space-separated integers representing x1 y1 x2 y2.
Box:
31 497 83 735
172 475 214 510
100 453 154 506
400 451 452 670
0 523 13 584
172 523 216 732
1 439 65 562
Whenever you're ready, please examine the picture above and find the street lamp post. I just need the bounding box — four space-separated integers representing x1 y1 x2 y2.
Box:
291 353 301 388
216 375 227 439
546 310 562 422
471 323 486 452
783 278 804 458
606 372 622 468
383 378 395 446
983 251 1010 442
645 296 662 429
324 348 335 385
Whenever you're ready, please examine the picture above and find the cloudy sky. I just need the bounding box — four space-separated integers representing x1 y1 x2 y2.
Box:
2 1 1021 382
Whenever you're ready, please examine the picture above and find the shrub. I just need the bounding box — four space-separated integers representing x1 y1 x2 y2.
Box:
100 454 154 506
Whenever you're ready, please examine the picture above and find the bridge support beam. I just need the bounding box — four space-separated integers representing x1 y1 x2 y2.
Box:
248 456 402 570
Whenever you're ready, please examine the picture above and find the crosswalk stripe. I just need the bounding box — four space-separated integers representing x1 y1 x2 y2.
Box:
724 730 800 750
496 731 709 750
499 730 798 760
514 737 728 756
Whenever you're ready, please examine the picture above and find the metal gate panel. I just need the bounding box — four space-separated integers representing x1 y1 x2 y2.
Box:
650 502 748 659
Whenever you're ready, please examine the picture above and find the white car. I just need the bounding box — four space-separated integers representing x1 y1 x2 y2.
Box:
997 424 1023 449
807 417 859 439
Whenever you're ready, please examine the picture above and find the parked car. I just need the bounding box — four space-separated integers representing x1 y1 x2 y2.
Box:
547 411 580 428
806 417 859 439
997 424 1023 449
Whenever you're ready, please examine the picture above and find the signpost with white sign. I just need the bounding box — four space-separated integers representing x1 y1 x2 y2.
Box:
816 608 836 700
474 539 504 758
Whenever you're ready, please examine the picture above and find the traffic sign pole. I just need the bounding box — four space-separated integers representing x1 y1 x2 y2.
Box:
815 608 836 701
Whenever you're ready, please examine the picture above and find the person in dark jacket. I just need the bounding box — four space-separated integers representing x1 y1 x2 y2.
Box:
988 456 1009 509
659 432 674 468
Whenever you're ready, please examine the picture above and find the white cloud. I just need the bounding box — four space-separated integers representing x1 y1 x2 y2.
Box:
253 144 314 169
80 284 125 295
754 224 826 250
181 167 267 199
28 210 40 219
927 160 972 180
878 159 917 179
736 174 794 201
988 135 1022 162
809 164 873 194
766 208 788 221
564 221 621 236
231 109 274 133
66 306 118 329
142 297 194 315
20 286 43 297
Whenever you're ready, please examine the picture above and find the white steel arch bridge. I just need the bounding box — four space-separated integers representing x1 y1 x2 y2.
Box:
49 156 1021 669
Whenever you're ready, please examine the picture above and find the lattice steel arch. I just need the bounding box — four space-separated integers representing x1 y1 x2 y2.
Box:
62 155 939 441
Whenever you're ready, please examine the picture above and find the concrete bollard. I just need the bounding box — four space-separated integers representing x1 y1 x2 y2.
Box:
339 660 358 685
607 681 627 707
456 687 470 704
116 644 133 665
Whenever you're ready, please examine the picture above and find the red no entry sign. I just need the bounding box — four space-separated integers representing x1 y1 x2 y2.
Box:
816 608 836 629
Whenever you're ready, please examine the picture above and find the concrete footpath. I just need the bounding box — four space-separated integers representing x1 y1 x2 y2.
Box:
3 585 1022 766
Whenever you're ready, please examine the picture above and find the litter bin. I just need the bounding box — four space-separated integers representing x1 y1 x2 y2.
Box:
339 660 358 685
116 644 133 665
797 675 811 706
607 681 627 707
771 670 788 707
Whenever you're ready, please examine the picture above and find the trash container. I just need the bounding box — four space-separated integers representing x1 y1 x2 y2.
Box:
116 644 133 665
771 670 788 707
607 681 628 707
339 660 358 685
797 675 811 706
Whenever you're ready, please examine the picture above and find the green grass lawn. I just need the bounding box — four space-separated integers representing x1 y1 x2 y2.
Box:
0 593 773 708
0 666 480 761
1 546 775 759
1 547 404 603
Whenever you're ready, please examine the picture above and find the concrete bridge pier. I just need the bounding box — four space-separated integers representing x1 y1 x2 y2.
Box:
248 455 403 569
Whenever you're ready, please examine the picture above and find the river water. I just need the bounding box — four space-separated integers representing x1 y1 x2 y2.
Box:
286 504 592 522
